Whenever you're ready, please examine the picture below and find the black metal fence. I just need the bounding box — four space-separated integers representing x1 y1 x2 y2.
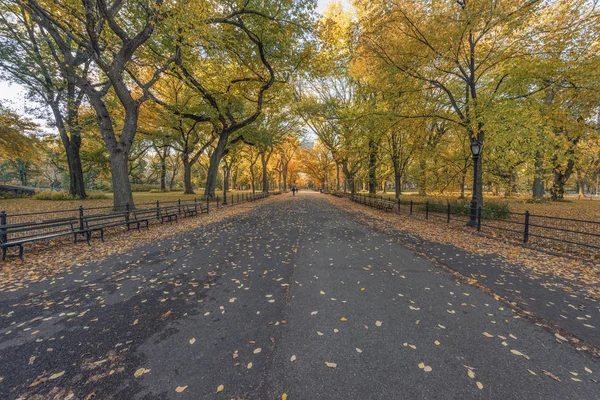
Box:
0 192 268 250
334 192 600 257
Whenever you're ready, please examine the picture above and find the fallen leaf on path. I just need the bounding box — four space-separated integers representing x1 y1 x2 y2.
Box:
543 370 561 382
510 349 530 359
216 384 224 392
49 371 65 380
134 368 151 378
176 386 188 393
555 333 567 342
189 338 196 345
325 362 337 368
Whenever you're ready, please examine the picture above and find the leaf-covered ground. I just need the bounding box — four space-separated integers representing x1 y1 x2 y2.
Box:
0 196 276 292
0 192 597 399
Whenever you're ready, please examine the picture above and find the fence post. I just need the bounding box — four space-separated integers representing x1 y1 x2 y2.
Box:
425 201 429 220
477 206 482 231
156 200 160 219
231 194 233 205
178 199 181 216
447 202 451 223
1 210 7 244
194 197 197 212
410 200 413 216
524 211 530 243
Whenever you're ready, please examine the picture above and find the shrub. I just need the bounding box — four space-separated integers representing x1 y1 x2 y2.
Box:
131 183 162 192
32 191 75 200
0 192 25 199
415 199 510 219
149 188 171 193
482 201 511 219
86 191 110 200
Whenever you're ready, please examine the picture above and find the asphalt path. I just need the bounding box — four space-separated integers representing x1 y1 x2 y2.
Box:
0 192 598 399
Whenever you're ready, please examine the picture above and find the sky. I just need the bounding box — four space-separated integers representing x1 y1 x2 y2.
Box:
0 0 349 126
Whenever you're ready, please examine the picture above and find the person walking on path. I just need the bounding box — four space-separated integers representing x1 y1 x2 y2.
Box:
292 186 296 196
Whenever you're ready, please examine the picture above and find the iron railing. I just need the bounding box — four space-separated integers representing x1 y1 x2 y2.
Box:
332 192 599 257
0 192 269 252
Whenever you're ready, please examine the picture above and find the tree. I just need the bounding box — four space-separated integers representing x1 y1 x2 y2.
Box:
0 104 38 158
356 0 542 205
155 0 312 198
0 1 88 198
19 0 177 208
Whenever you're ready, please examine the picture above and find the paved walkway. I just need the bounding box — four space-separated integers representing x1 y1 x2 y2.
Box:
0 192 598 399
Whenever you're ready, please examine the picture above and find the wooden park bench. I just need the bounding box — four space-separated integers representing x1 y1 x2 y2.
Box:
1 217 90 260
84 211 150 242
247 192 269 202
158 207 178 224
352 195 395 212
182 204 198 218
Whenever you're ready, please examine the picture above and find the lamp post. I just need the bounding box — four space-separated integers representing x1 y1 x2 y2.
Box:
222 165 229 205
467 140 483 227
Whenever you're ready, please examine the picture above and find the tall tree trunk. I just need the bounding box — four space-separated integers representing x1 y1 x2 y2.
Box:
232 169 238 191
88 95 136 209
250 166 256 194
368 139 377 194
577 171 584 199
261 152 268 193
51 105 86 199
476 151 484 207
418 159 427 196
551 152 575 201
277 169 282 191
182 155 194 194
532 150 544 199
283 163 288 191
66 139 86 199
342 160 356 195
110 151 134 210
160 147 167 191
205 131 228 198
336 162 340 191
392 155 401 200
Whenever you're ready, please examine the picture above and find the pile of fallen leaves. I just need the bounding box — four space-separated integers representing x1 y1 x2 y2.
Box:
0 196 282 291
327 195 600 299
